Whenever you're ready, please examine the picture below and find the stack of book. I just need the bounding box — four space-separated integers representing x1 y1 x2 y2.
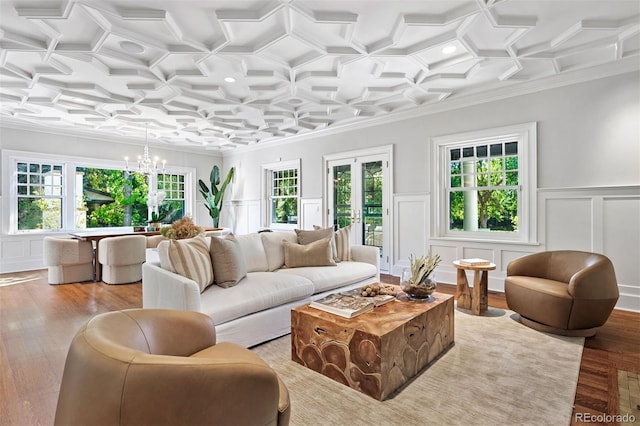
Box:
457 258 491 266
309 291 395 318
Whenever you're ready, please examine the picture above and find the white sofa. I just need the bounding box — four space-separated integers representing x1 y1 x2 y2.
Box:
142 231 380 347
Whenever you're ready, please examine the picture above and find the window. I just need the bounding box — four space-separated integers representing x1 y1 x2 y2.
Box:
17 161 63 230
157 173 186 223
432 123 537 242
262 159 300 229
4 150 195 233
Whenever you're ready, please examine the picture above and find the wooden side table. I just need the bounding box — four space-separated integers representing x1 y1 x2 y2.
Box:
452 261 496 315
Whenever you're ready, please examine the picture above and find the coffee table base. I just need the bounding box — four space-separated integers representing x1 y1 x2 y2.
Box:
291 294 454 400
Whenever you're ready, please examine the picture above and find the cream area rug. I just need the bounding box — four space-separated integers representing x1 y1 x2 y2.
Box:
252 307 584 426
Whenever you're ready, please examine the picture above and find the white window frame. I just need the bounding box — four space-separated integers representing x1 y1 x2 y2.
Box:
431 122 537 243
261 159 301 230
2 149 196 234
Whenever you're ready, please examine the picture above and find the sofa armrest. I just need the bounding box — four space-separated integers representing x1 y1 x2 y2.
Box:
142 263 202 312
350 245 380 279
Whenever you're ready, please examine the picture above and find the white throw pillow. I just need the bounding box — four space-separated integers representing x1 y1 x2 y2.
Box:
260 231 297 271
234 233 269 272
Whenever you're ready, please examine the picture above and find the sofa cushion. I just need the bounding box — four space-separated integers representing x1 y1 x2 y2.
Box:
276 261 377 293
158 236 214 292
299 227 339 262
260 231 297 271
235 233 268 272
199 272 314 325
210 234 247 288
283 237 336 268
335 225 352 261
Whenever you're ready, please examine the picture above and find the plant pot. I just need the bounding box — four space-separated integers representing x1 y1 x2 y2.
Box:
401 277 437 299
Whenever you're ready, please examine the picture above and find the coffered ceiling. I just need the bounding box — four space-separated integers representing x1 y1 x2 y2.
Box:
1 0 639 150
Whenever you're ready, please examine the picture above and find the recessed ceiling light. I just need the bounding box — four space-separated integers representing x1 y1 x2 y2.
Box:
224 76 236 83
119 40 145 54
288 98 303 105
442 45 457 55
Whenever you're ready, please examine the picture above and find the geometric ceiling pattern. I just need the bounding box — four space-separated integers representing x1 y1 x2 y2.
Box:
1 0 639 151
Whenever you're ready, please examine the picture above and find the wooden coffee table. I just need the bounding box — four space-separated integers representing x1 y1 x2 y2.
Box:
291 292 454 400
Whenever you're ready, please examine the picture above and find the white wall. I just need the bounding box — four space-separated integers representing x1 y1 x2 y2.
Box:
223 71 640 311
0 125 223 273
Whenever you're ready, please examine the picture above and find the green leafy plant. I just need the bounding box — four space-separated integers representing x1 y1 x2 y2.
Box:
148 211 166 224
198 165 235 228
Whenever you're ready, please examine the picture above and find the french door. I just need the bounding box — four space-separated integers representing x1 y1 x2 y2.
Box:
326 150 391 271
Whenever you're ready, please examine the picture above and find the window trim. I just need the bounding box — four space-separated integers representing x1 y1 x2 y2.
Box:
431 122 537 243
261 159 301 230
2 149 196 234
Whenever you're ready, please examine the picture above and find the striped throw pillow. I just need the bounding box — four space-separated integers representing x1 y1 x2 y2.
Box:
334 225 352 261
159 236 214 293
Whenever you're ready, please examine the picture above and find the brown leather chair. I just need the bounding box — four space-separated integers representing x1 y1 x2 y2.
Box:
505 250 619 337
55 309 291 426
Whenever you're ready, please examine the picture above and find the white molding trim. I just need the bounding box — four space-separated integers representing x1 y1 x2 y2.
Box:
0 120 223 158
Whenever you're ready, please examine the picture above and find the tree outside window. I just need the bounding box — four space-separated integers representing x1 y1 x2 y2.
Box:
433 122 536 243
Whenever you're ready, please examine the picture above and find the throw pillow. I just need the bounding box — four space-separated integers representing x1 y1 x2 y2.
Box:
283 237 336 268
210 234 247 288
299 226 339 262
260 231 297 271
335 225 352 261
234 233 269 272
157 236 214 293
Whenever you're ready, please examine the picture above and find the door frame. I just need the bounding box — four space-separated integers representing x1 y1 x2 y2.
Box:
323 145 394 272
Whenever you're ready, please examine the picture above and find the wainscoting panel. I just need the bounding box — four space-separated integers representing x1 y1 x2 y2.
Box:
0 234 50 274
300 198 323 230
540 186 640 312
225 199 261 235
392 194 429 275
545 198 592 251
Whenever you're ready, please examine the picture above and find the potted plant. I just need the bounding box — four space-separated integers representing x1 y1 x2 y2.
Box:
147 211 166 231
401 252 441 299
198 165 234 228
160 216 202 240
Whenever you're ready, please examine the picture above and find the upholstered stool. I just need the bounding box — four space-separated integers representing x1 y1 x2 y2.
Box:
98 235 146 284
55 309 291 426
43 237 94 284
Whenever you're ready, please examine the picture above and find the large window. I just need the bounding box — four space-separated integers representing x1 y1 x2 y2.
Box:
262 159 300 229
432 123 537 242
5 150 194 233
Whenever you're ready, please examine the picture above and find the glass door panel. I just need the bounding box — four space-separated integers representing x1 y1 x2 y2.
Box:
327 154 389 271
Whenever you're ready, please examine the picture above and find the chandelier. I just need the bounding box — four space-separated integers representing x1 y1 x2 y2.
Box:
125 126 166 176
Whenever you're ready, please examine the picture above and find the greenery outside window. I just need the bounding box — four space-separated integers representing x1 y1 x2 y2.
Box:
262 159 300 229
17 161 63 230
157 173 186 223
4 150 194 233
432 123 537 243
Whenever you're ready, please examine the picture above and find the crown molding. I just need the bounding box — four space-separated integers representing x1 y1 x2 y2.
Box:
0 119 222 158
226 56 639 156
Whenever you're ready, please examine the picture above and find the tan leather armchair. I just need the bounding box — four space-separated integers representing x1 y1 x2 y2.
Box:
55 309 291 426
505 250 619 337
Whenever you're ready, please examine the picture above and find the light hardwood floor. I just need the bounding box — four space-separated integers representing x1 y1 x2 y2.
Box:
0 270 637 425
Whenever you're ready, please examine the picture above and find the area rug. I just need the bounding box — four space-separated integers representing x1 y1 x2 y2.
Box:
252 307 584 426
